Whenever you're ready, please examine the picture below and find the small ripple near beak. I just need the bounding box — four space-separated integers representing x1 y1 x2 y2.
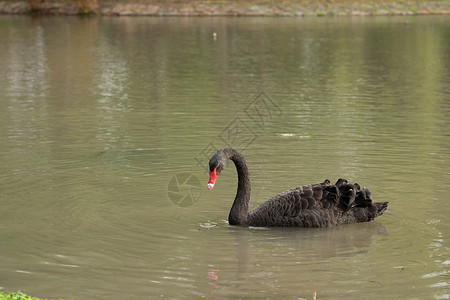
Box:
207 183 214 190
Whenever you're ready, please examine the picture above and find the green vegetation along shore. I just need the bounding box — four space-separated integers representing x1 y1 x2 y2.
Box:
0 0 449 16
0 291 63 300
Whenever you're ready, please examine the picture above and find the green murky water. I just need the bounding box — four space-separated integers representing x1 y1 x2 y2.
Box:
0 15 449 299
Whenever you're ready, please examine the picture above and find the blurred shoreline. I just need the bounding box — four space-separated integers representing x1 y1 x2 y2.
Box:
0 0 449 16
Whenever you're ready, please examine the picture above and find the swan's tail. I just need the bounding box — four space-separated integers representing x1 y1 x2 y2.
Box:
374 202 389 217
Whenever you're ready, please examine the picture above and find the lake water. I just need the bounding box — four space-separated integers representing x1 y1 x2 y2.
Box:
0 15 449 300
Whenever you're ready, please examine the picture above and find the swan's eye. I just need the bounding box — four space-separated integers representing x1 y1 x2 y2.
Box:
216 164 223 175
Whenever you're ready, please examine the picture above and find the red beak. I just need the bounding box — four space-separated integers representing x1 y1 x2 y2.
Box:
207 168 218 190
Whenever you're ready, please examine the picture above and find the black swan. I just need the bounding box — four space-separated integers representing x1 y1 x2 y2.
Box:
207 148 388 227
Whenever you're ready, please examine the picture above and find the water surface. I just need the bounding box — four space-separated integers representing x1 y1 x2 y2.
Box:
0 15 449 299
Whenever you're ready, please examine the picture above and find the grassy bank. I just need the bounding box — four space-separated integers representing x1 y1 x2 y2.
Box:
0 0 449 15
0 291 63 300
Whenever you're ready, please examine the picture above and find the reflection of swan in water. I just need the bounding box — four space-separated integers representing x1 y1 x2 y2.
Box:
251 222 387 258
207 148 388 227
227 222 387 298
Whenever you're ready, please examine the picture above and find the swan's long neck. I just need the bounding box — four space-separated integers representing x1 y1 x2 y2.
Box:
227 150 251 225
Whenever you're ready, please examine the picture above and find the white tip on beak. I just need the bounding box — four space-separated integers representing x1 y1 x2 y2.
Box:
207 183 214 190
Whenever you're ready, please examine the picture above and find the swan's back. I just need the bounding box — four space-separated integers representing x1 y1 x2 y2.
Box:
247 178 388 227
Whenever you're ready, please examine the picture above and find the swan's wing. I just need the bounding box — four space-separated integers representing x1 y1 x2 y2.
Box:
248 178 387 227
248 181 339 227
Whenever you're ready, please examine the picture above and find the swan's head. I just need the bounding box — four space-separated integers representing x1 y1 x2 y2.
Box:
207 154 225 190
